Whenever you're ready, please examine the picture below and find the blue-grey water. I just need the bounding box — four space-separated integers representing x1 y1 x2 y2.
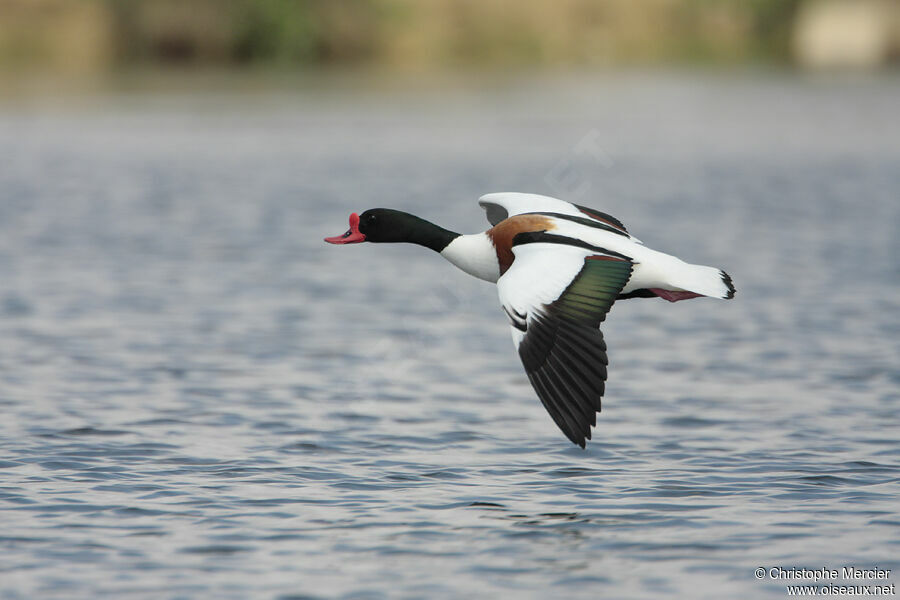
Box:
1 73 898 599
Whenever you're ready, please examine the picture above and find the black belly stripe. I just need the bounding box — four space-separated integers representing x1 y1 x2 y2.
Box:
617 289 657 300
511 231 633 262
529 212 629 238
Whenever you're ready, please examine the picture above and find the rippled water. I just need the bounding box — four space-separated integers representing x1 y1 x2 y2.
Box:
1 73 898 599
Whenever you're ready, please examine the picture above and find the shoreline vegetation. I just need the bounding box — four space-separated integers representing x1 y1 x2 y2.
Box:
0 0 897 86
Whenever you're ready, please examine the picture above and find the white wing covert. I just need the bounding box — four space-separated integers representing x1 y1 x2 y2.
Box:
478 192 638 242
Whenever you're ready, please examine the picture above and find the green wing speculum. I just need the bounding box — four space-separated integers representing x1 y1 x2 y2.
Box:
550 256 633 325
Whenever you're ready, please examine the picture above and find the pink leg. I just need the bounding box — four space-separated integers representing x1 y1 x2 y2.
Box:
649 288 704 302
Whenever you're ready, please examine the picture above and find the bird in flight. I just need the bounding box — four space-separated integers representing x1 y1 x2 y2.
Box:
325 192 735 447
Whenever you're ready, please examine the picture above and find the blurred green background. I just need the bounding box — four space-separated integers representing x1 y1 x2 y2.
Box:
1 0 897 85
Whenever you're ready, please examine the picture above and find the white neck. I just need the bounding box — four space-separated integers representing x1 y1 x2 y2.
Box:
440 233 500 283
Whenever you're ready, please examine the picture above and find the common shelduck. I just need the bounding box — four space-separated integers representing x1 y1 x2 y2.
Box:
325 192 735 448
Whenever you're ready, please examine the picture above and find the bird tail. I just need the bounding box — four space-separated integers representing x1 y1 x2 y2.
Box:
662 263 735 301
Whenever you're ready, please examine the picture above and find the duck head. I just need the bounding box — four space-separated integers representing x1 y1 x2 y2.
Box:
324 209 410 244
325 209 459 250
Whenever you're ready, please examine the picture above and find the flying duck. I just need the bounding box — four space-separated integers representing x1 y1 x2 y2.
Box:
325 192 735 447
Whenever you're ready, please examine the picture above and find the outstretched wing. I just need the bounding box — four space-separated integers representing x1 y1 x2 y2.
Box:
479 192 635 241
497 240 633 447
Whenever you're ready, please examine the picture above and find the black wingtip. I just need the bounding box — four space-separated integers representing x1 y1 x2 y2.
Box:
571 429 589 449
